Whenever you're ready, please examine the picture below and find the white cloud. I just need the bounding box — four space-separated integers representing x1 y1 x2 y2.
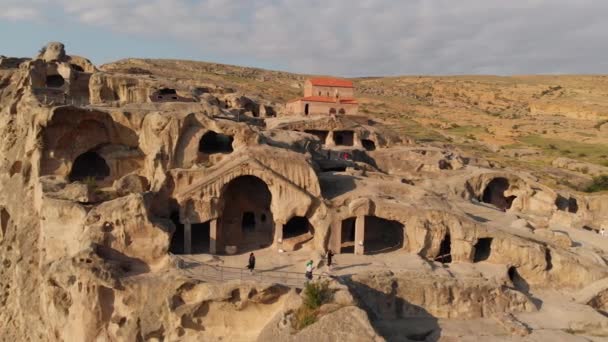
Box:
2 0 608 75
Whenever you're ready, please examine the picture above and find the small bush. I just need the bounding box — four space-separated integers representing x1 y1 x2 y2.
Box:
292 281 333 330
303 281 332 310
585 175 608 193
293 306 317 330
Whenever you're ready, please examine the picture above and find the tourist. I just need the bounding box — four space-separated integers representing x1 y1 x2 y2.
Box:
326 250 334 270
247 253 256 273
305 260 313 281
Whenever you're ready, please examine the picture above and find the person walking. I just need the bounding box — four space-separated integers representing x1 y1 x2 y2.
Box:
247 253 256 273
326 250 334 270
305 260 313 282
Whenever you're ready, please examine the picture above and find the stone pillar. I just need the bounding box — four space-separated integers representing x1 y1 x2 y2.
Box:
326 131 336 147
274 222 284 251
354 215 365 255
209 219 218 254
184 222 192 254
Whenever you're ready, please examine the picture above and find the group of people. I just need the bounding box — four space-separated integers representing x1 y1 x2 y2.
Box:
246 249 336 282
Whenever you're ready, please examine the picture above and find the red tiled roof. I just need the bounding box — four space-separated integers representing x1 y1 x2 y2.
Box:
308 77 354 88
293 96 358 104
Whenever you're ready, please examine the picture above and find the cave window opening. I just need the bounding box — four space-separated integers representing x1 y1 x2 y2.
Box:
481 178 516 210
545 248 553 271
68 151 110 182
198 131 234 154
363 216 404 255
362 139 376 151
46 74 65 88
334 130 354 146
329 108 337 115
568 198 578 213
338 108 346 115
436 234 452 263
473 238 493 262
340 217 356 253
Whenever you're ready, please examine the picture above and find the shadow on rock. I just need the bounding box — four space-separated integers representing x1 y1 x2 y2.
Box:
341 275 442 342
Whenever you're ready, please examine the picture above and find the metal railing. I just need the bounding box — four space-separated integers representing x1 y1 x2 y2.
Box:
174 254 330 288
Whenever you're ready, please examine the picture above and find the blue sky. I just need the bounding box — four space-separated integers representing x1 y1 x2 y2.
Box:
1 0 608 76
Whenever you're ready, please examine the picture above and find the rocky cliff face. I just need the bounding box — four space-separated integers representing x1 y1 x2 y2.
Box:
0 44 607 341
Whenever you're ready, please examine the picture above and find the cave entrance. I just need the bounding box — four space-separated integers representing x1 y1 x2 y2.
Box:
169 211 184 254
362 139 376 151
220 176 273 253
304 104 309 115
68 151 110 182
284 216 313 239
168 212 211 255
555 195 578 213
363 216 404 254
508 266 529 292
198 131 234 154
340 217 356 253
436 233 452 263
338 108 346 115
283 216 314 251
304 130 329 143
481 178 516 210
334 130 354 146
46 74 65 88
329 108 337 115
473 238 493 262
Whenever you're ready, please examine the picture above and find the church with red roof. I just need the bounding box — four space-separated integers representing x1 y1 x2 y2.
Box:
286 77 359 116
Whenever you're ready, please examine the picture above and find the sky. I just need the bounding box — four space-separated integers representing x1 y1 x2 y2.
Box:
1 0 607 76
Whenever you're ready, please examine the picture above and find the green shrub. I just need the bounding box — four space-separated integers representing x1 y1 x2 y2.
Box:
292 281 333 330
303 281 332 310
585 175 608 193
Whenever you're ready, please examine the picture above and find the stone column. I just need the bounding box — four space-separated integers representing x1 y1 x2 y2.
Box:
354 215 365 255
184 222 192 254
274 222 284 251
325 131 336 147
209 219 218 254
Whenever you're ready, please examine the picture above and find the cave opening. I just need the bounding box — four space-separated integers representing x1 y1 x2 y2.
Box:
198 131 234 154
340 217 356 253
362 139 376 151
334 130 354 146
436 234 452 263
481 178 516 210
46 74 65 88
473 238 493 262
363 216 404 254
68 151 110 182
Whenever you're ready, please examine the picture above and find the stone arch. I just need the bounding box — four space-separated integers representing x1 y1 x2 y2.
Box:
481 178 516 210
198 131 234 154
68 150 110 182
329 108 337 115
219 175 274 253
46 74 65 88
338 108 346 115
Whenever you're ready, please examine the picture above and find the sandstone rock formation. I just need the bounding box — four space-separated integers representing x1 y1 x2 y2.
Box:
0 43 607 341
